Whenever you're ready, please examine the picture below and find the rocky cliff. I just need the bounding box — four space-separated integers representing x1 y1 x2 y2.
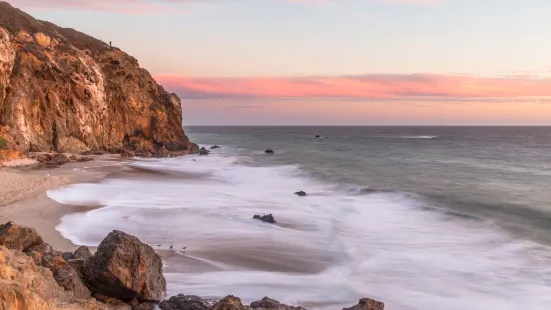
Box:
0 2 197 156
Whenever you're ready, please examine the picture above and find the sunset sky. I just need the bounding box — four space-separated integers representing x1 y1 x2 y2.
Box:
10 0 551 125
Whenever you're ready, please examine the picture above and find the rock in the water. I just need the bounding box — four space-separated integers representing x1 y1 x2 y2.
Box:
210 296 247 310
264 149 274 154
250 297 305 310
159 294 216 310
199 147 210 156
41 252 92 300
73 246 92 260
121 149 136 158
342 298 385 310
253 214 277 224
315 135 320 138
84 230 166 302
0 221 43 252
294 191 307 197
210 145 221 149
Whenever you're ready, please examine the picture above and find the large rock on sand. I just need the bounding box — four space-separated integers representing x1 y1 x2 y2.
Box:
159 294 216 310
342 298 385 310
84 230 166 302
0 221 43 251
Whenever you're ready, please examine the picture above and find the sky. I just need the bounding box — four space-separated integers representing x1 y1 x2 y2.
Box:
8 0 551 125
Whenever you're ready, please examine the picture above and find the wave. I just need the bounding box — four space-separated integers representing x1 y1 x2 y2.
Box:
47 147 551 310
399 135 437 139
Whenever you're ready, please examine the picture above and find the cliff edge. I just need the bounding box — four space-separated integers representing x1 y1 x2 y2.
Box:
0 2 197 156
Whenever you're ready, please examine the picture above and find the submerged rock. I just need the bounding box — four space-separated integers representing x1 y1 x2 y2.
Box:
0 221 43 252
264 149 274 154
84 230 166 302
294 191 307 197
315 135 320 138
253 214 277 224
210 145 221 149
159 294 216 310
342 298 385 310
250 297 306 310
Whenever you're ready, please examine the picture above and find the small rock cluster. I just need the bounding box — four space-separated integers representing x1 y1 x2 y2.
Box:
32 153 93 165
0 221 384 310
253 214 277 224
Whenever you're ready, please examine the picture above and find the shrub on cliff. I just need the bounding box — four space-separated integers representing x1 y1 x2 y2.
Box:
0 137 7 150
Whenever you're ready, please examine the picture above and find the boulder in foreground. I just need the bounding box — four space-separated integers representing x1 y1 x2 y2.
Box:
342 298 385 310
84 230 166 302
0 221 43 251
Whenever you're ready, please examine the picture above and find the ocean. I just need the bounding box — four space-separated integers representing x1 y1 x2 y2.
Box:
48 126 551 309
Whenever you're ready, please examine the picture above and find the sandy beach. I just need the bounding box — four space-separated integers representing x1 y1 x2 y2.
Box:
0 155 125 252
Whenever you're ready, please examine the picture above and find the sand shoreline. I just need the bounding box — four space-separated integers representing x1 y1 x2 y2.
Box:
0 154 127 252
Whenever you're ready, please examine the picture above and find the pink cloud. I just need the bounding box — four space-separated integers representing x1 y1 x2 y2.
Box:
155 74 551 100
9 0 439 13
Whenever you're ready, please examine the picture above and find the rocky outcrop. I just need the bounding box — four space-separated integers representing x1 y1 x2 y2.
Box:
0 245 107 310
0 2 196 156
264 150 274 154
0 221 385 310
84 230 166 302
199 147 210 156
0 221 43 251
294 191 307 197
342 298 385 310
253 214 277 224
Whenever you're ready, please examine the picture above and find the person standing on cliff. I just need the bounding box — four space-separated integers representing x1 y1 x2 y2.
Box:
109 41 112 48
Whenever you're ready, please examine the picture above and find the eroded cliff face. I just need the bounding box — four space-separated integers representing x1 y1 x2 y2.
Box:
0 2 196 155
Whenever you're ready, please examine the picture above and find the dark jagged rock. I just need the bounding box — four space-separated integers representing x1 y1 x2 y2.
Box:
253 214 277 224
41 252 92 300
0 221 43 252
294 191 307 197
315 135 320 138
159 294 216 310
210 296 247 310
84 230 166 302
199 147 210 156
210 145 221 149
342 298 385 310
67 258 87 278
0 1 197 155
250 297 305 310
24 242 54 265
62 251 74 261
264 149 274 154
73 245 92 260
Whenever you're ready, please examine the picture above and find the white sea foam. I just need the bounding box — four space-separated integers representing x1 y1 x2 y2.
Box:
399 135 437 139
48 148 551 309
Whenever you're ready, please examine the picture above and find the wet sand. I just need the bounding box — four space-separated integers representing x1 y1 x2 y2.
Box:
0 154 128 252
